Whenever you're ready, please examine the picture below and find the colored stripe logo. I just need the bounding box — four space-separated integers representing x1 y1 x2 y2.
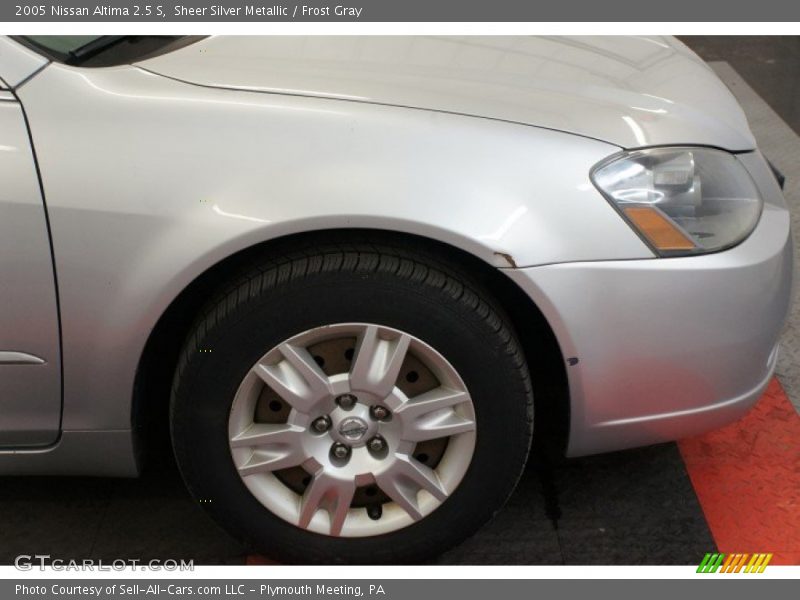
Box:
697 553 773 573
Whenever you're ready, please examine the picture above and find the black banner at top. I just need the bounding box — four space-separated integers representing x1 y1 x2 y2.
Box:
4 0 800 22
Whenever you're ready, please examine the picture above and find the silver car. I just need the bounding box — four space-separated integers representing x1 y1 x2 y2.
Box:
0 35 793 563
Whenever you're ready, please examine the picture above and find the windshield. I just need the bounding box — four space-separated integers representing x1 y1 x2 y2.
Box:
15 36 201 67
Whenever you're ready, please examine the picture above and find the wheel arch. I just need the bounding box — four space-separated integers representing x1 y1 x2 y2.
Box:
131 228 570 468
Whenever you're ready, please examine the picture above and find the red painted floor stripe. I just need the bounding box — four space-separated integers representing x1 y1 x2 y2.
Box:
679 378 800 565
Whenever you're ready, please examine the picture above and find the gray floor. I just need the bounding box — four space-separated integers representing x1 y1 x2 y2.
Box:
681 37 800 135
0 442 713 565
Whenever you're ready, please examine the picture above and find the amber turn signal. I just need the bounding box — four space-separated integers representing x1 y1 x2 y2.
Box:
623 206 696 252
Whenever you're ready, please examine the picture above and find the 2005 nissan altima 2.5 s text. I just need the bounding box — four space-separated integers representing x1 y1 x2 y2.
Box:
0 35 793 563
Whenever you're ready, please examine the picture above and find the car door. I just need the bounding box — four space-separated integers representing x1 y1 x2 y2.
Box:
0 48 61 447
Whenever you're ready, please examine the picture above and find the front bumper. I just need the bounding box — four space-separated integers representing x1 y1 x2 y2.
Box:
506 151 795 457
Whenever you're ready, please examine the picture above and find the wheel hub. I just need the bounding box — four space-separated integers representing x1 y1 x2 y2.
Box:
337 416 369 443
329 403 379 447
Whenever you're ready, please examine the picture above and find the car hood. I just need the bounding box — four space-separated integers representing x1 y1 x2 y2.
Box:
137 35 755 151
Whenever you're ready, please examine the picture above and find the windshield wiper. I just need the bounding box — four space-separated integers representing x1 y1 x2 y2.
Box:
69 36 133 61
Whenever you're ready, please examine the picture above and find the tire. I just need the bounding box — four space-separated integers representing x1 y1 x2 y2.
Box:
170 239 533 564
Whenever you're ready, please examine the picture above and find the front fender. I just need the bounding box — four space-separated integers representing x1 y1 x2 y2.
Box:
18 63 651 432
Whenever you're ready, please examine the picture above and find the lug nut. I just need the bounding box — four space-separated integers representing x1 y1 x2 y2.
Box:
331 443 351 460
367 436 386 453
311 415 331 433
370 405 390 421
336 393 357 410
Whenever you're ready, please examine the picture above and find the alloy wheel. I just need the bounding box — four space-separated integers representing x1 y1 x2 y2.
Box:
228 323 477 537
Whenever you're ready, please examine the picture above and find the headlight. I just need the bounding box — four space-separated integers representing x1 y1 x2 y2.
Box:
591 147 763 256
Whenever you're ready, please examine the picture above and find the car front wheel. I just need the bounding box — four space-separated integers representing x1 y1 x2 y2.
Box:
170 240 533 563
